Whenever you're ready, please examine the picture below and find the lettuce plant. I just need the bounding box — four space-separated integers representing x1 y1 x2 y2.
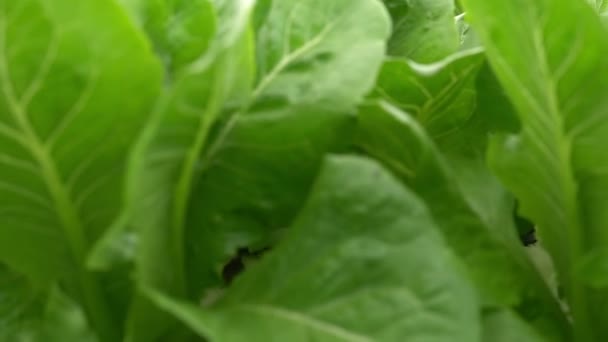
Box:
1 0 607 341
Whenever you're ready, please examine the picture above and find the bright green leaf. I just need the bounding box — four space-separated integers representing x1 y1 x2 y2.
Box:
462 0 608 339
0 0 162 339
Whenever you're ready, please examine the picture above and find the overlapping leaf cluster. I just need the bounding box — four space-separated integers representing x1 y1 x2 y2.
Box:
1 0 607 341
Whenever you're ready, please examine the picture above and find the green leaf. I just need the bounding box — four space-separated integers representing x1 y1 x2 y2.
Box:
356 102 570 338
118 0 216 74
88 0 256 271
371 48 484 139
602 13 608 28
587 0 608 11
473 62 519 134
383 0 459 62
574 248 608 289
148 155 480 342
356 102 520 303
461 0 608 339
185 0 391 291
429 96 514 237
36 288 99 342
0 0 162 339
482 309 548 342
0 266 97 342
436 63 519 252
88 1 257 341
0 265 43 340
455 15 482 51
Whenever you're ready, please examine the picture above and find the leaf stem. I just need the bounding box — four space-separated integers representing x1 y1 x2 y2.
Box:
173 54 232 295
